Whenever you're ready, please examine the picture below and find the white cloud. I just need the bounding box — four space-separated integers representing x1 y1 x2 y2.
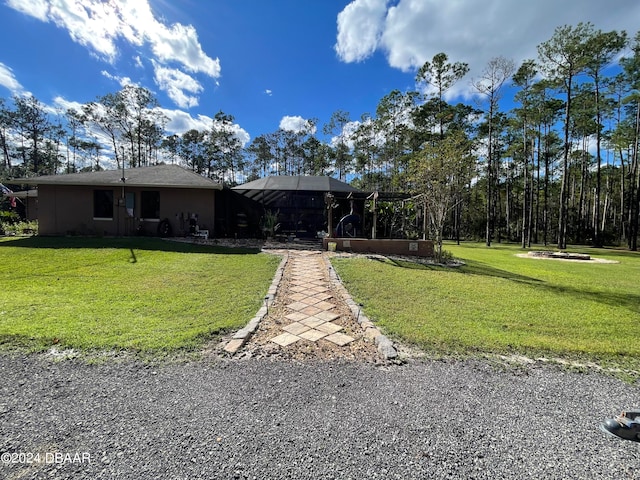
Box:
265 89 273 96
8 0 125 61
160 108 250 147
5 0 49 22
331 120 362 149
0 61 24 93
334 0 389 63
153 64 203 109
336 0 640 97
101 70 135 88
212 118 251 147
145 21 221 78
52 96 83 112
279 115 317 134
6 0 221 107
160 109 211 134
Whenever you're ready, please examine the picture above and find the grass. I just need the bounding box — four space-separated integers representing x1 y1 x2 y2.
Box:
0 236 280 355
331 242 640 373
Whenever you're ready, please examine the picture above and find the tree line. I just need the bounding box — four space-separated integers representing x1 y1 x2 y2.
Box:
0 22 639 250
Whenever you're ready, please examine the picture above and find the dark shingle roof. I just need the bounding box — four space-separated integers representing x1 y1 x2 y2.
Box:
233 176 414 205
14 165 222 190
232 175 362 203
233 175 360 193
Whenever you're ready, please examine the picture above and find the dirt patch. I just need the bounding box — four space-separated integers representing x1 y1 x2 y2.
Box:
516 252 618 263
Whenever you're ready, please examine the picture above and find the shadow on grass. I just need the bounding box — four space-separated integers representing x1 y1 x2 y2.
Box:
386 257 640 314
0 236 262 255
589 247 640 261
386 257 543 285
533 283 640 315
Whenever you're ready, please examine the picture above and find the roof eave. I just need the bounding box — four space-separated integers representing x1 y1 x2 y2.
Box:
14 179 221 190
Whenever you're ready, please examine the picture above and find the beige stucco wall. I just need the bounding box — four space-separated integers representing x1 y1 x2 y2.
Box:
37 184 216 237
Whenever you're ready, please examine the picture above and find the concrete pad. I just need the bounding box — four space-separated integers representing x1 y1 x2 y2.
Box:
324 332 355 346
285 312 309 322
310 286 329 294
289 292 307 302
298 329 329 341
300 305 322 316
271 333 301 347
300 317 327 328
286 302 309 312
311 293 333 301
313 301 335 311
315 322 343 334
300 296 322 306
283 322 311 335
314 311 340 322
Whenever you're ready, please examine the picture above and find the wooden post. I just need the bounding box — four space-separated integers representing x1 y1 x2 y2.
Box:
326 193 334 237
423 196 427 240
372 192 378 239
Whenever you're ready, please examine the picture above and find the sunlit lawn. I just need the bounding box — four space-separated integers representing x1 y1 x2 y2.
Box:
331 242 640 371
0 236 280 354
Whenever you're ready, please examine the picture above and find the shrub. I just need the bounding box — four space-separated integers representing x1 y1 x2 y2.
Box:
1 219 38 236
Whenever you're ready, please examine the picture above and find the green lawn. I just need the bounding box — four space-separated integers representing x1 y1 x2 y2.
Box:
331 242 640 370
0 237 280 354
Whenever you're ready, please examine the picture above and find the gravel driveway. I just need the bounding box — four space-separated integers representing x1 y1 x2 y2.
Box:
1 354 638 479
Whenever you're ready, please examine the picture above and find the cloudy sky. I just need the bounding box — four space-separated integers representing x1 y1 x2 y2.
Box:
0 0 639 147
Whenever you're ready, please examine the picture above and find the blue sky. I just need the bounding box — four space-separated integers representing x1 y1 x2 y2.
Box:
1 0 639 149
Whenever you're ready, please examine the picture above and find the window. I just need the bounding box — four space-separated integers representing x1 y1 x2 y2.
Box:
125 192 135 217
93 190 113 219
141 191 160 219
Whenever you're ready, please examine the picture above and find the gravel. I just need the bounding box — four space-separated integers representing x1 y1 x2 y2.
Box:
1 354 639 480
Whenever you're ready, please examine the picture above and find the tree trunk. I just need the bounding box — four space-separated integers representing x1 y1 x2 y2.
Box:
619 149 626 242
578 145 588 243
558 79 572 250
0 129 11 169
629 100 640 251
527 135 536 247
521 122 528 248
543 126 550 246
594 75 603 247
485 133 493 247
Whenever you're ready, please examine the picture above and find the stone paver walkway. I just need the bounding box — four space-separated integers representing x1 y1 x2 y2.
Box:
223 247 396 360
270 252 356 348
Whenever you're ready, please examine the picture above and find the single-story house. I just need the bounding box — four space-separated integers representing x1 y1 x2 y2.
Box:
15 165 222 237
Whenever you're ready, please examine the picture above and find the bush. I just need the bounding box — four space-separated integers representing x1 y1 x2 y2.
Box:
1 219 38 236
438 249 455 263
0 210 19 224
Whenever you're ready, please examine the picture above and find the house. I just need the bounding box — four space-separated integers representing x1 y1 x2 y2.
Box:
15 165 222 237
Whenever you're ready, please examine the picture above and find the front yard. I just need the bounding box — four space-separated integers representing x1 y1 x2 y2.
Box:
331 242 640 373
3 235 640 376
0 237 280 354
